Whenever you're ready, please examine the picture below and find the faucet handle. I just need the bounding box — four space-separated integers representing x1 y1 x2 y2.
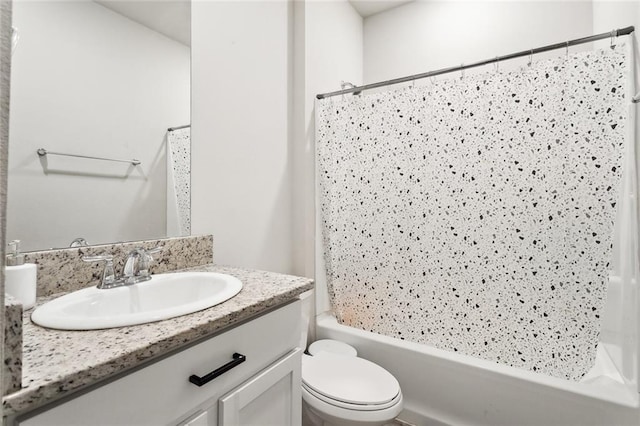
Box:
123 246 164 284
82 254 112 262
82 255 117 289
139 246 163 276
140 246 163 269
146 246 163 256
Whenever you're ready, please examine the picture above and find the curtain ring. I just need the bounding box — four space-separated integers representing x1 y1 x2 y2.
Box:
340 81 348 100
341 80 355 90
565 41 569 57
460 64 465 79
494 56 500 73
610 29 616 48
528 49 533 67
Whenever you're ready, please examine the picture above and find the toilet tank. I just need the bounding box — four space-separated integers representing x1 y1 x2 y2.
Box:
299 290 315 349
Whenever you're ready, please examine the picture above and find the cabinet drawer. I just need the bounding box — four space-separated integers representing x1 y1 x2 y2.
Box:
18 300 301 426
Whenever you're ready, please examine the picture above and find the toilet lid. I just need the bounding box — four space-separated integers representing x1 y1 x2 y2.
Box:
308 339 357 357
302 353 400 406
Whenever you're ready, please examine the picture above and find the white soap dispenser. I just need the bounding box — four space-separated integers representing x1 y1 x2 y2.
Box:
5 240 37 309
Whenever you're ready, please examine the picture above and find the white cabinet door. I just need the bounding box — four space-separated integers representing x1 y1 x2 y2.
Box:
180 411 208 426
219 348 302 426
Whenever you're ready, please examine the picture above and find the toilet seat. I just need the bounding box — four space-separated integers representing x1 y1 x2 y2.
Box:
302 382 402 411
302 353 401 410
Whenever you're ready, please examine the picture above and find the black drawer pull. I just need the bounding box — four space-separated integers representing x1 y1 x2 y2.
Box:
189 353 246 387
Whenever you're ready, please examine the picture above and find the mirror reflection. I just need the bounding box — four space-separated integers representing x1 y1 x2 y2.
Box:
7 0 191 252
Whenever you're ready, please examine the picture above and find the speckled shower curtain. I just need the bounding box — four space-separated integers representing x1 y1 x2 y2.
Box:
316 44 630 380
167 127 191 235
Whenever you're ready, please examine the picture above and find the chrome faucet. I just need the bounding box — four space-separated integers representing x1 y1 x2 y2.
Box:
82 246 163 289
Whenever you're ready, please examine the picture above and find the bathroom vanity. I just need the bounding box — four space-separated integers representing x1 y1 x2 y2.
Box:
2 261 313 426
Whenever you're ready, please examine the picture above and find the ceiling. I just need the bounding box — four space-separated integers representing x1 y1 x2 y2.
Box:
95 0 190 46
349 0 414 18
94 0 413 47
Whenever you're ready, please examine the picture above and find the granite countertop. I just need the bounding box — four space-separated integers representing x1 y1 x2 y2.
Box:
2 264 314 416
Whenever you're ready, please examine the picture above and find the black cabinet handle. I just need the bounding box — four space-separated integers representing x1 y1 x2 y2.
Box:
189 353 246 387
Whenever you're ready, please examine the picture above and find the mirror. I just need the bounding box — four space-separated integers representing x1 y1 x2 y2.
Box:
7 0 191 252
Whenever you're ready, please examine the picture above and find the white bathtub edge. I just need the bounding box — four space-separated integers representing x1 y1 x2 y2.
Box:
316 312 640 409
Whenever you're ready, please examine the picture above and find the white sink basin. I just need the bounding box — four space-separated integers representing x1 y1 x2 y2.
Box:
31 272 242 330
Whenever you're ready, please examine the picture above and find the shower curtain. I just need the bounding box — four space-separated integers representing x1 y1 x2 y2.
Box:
316 44 631 380
167 127 191 236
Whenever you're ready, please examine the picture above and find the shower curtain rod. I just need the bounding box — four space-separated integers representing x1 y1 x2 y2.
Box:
316 26 635 100
168 124 190 131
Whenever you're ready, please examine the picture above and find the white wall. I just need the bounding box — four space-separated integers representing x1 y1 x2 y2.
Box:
294 0 363 312
590 1 640 118
592 1 639 34
190 0 360 276
363 1 594 84
191 1 293 273
8 1 189 251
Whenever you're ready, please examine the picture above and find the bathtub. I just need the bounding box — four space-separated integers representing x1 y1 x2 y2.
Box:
315 312 640 426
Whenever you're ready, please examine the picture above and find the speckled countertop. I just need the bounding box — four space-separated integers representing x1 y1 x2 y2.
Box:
2 264 314 416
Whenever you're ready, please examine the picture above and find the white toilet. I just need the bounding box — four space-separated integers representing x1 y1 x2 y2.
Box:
301 339 404 426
